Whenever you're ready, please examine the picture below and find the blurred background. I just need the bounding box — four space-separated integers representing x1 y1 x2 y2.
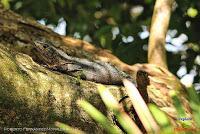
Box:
1 0 199 90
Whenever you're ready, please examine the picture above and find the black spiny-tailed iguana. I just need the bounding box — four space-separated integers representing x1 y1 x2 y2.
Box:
33 39 133 85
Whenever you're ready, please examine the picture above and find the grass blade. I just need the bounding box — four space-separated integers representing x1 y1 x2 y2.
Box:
55 121 85 134
98 85 142 134
77 99 121 134
149 104 173 134
123 79 160 133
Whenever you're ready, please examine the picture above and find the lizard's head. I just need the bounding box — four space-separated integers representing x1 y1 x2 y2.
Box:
33 40 58 65
33 40 57 55
33 40 49 51
136 70 150 89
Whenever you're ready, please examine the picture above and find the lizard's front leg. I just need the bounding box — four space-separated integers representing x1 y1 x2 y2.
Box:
47 62 82 73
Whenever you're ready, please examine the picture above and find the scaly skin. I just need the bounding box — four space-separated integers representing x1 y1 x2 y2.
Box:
33 39 133 85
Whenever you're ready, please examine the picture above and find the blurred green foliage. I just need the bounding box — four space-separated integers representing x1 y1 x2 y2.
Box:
57 84 200 133
1 0 199 84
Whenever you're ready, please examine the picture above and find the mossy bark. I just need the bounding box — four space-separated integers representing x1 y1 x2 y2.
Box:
0 7 127 133
0 43 127 132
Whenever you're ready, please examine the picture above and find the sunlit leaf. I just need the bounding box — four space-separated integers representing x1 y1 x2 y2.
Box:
169 90 192 127
55 121 85 134
77 100 121 134
186 87 200 126
123 79 160 133
187 7 198 18
1 0 10 9
98 85 142 134
149 104 173 134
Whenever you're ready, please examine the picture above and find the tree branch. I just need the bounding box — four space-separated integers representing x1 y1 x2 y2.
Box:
148 0 174 69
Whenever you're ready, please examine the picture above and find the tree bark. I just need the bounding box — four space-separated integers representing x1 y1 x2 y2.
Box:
0 7 129 133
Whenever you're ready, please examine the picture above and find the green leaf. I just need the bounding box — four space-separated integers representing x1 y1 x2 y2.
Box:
1 0 10 9
186 87 200 126
55 121 85 134
97 85 142 134
149 104 173 134
169 90 191 127
77 100 121 134
187 7 198 18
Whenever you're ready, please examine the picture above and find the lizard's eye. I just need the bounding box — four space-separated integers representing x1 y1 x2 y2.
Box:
43 44 48 49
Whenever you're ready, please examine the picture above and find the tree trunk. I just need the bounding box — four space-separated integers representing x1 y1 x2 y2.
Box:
148 0 174 69
0 7 128 133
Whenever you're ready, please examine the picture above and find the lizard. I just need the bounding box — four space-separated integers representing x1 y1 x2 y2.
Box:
33 39 150 131
32 39 134 85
